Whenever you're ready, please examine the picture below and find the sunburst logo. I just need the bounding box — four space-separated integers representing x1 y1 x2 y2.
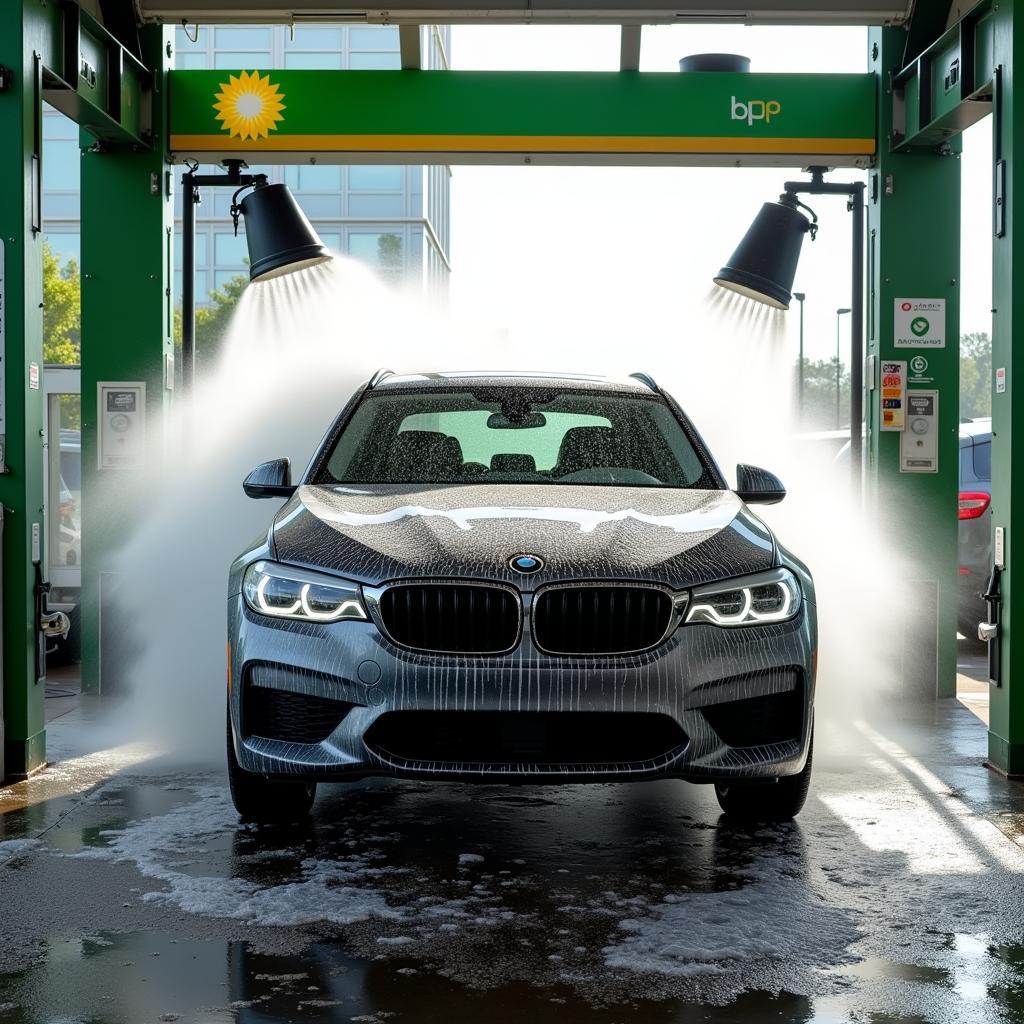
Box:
213 70 285 141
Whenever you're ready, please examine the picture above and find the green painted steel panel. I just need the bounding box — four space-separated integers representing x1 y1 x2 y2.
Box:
868 27 961 701
79 25 172 697
988 0 1024 775
0 0 55 777
168 69 876 157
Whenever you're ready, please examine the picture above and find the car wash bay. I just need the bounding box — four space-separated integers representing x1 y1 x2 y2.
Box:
3 2 1024 1021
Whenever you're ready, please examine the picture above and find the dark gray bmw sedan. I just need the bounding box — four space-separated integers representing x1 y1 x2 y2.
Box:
227 372 817 823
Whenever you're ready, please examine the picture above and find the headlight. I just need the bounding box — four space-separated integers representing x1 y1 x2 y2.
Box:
685 568 800 627
243 561 368 623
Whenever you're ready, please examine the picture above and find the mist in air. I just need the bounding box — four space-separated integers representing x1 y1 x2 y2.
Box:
104 250 911 762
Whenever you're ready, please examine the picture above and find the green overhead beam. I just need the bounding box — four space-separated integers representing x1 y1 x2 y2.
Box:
168 69 877 166
891 0 995 152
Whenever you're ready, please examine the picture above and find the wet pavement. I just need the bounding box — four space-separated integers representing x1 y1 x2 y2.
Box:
2 695 1024 1024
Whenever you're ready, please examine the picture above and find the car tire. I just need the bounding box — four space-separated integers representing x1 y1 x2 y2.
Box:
226 708 317 823
714 734 813 822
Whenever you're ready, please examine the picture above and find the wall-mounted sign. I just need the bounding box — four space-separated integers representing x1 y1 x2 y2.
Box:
880 359 906 431
894 298 946 349
997 367 1007 394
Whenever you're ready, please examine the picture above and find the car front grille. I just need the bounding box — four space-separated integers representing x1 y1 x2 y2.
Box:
365 710 687 770
378 583 520 654
532 585 674 655
243 684 353 744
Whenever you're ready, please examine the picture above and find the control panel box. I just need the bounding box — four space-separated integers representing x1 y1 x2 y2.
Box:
97 382 146 470
900 390 939 473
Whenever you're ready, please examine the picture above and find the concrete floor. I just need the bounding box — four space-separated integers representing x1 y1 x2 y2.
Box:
2 648 1023 1023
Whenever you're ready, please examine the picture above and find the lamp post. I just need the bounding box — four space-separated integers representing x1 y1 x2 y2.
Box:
835 307 851 430
715 167 866 490
793 291 806 421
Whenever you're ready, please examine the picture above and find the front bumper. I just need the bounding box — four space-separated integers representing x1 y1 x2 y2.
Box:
228 592 816 785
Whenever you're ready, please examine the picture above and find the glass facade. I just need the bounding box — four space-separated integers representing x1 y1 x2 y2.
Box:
42 24 451 307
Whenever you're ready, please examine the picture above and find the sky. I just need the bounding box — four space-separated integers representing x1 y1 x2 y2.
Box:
446 24 993 366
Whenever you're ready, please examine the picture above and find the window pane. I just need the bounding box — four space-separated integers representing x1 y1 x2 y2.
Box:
214 27 272 49
296 194 342 218
316 232 341 251
349 165 404 191
176 26 208 48
299 164 342 190
349 52 400 70
349 26 399 48
176 52 209 70
348 194 404 217
43 140 80 190
214 231 248 266
285 51 343 69
288 26 343 49
214 52 272 69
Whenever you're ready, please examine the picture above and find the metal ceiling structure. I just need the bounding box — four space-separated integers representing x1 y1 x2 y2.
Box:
133 1 916 26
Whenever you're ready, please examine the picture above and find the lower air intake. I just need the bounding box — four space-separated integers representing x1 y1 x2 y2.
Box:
365 710 687 769
243 685 352 744
701 687 803 748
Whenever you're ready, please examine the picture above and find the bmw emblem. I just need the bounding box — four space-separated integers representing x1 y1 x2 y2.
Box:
510 554 544 574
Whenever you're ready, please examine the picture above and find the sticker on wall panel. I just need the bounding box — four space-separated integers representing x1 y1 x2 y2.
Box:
880 359 906 431
894 298 946 348
997 367 1006 394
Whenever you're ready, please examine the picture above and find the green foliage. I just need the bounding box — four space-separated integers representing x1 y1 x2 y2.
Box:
172 272 250 377
377 233 403 284
960 331 991 420
42 242 81 366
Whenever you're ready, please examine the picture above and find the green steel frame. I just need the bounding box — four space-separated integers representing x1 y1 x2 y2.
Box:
0 0 1019 778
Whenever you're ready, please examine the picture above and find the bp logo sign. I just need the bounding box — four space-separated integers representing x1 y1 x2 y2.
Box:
894 298 946 349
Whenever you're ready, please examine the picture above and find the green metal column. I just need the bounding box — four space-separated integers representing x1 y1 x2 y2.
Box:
867 27 962 700
0 1 57 778
79 25 173 695
989 0 1024 773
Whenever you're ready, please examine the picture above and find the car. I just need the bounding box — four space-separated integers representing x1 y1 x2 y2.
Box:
226 371 817 824
958 418 993 641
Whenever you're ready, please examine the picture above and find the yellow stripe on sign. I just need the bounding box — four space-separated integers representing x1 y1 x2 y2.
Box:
169 133 876 155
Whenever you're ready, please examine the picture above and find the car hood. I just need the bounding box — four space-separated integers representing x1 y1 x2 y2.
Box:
270 484 775 590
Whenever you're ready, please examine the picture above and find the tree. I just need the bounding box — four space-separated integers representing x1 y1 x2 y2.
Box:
960 331 991 420
796 357 851 430
42 241 81 366
173 271 249 376
377 233 403 285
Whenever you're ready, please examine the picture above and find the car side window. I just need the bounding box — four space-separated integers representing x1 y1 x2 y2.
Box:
973 440 991 481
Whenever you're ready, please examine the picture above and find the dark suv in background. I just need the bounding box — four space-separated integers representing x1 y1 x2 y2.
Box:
959 418 992 640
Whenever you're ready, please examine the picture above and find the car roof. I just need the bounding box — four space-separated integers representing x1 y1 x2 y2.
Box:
959 417 992 441
369 370 658 395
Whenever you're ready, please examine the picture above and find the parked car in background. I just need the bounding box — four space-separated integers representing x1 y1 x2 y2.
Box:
959 418 992 641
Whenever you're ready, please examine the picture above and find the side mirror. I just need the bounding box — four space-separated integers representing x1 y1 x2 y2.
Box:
243 458 296 499
735 463 786 505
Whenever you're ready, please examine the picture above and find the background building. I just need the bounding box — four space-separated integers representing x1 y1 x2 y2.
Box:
42 23 452 304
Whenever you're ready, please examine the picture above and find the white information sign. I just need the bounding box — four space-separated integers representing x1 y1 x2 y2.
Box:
997 367 1007 394
894 298 946 348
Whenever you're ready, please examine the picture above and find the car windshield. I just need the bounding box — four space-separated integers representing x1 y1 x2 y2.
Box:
318 388 716 488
